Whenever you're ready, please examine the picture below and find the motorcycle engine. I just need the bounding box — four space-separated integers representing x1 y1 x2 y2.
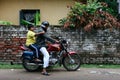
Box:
49 52 58 64
49 58 58 64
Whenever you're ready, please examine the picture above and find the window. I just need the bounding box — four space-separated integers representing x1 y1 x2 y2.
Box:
20 9 40 26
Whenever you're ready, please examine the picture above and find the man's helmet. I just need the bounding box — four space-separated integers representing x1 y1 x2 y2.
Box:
41 21 49 27
41 21 50 32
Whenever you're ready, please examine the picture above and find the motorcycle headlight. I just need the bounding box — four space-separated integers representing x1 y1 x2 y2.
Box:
62 40 69 48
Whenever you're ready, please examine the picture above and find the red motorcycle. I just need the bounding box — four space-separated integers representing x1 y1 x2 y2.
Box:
20 37 81 72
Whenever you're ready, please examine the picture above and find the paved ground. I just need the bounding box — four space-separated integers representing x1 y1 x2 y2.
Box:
0 68 120 80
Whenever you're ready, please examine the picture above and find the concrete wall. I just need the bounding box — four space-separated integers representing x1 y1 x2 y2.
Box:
0 0 74 25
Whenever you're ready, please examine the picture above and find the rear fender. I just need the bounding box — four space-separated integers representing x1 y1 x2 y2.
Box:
21 54 32 60
21 51 33 60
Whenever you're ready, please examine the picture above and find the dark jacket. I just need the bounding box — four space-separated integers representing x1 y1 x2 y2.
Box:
35 27 55 47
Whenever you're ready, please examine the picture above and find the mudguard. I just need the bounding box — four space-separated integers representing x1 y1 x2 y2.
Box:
63 51 77 57
59 51 77 66
64 51 76 57
22 51 33 60
68 51 76 55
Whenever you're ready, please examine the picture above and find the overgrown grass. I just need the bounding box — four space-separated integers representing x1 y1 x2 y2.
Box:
0 62 120 69
0 62 23 69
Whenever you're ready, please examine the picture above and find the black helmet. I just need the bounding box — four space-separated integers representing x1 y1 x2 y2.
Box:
41 21 50 32
41 21 49 27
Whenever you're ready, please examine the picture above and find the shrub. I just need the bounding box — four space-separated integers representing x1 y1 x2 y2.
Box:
59 0 120 31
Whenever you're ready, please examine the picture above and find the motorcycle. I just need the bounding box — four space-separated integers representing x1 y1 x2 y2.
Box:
20 37 81 72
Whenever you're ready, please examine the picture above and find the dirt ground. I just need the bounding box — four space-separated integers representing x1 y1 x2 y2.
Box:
0 68 120 80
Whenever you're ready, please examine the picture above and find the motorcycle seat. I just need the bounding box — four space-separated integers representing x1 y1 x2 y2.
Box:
20 45 30 51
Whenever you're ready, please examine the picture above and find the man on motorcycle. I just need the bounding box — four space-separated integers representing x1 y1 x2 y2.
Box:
25 24 45 62
36 21 58 76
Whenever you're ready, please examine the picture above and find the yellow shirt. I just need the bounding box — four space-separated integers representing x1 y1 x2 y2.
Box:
25 30 36 46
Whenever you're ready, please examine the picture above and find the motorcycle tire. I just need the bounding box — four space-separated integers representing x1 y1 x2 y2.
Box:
62 54 81 71
22 58 40 72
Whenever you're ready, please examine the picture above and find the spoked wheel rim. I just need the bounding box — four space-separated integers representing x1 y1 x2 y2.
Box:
63 54 81 71
22 59 40 72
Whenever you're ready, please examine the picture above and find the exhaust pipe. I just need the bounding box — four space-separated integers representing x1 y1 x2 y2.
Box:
27 63 43 66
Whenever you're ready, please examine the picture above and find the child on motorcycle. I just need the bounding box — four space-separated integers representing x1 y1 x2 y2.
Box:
25 24 45 62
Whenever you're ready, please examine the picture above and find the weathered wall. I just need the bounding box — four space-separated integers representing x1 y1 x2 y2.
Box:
0 25 120 64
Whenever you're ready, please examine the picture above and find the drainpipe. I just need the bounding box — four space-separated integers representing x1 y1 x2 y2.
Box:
117 0 120 13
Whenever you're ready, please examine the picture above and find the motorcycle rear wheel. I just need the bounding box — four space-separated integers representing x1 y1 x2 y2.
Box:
22 58 40 72
62 54 81 71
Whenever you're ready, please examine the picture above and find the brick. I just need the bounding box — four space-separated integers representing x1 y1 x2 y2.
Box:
0 38 4 41
12 51 18 54
4 45 13 48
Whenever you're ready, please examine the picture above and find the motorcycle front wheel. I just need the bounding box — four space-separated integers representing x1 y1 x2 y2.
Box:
62 54 81 71
22 58 40 72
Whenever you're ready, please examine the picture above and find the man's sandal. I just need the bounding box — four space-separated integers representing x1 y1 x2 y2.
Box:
41 72 50 76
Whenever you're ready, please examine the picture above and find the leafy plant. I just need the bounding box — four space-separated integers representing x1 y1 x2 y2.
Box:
21 19 34 26
59 18 67 25
34 11 40 25
98 0 118 16
0 21 13 25
59 0 120 31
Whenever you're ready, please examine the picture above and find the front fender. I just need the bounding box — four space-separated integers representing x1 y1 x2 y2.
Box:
68 51 76 55
61 51 78 66
63 51 77 57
